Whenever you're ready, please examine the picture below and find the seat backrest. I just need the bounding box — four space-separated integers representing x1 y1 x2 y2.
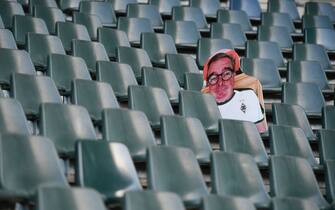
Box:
210 23 246 48
148 0 181 15
117 17 154 43
269 125 318 167
97 28 130 58
318 129 335 165
117 46 152 81
58 0 81 11
96 61 137 100
161 115 212 163
0 134 68 198
219 119 268 166
257 25 293 49
73 12 103 40
0 98 30 135
0 29 17 49
33 6 65 34
267 0 300 21
124 191 185 210
325 160 335 202
13 15 49 45
102 108 156 161
282 82 325 115
75 141 142 202
287 60 329 90
304 28 335 51
271 197 319 210
261 12 295 33
229 0 261 19
164 20 200 45
128 85 174 129
302 14 333 30
293 43 331 69
270 155 329 209
305 2 335 22
11 73 62 117
142 67 181 103
39 103 97 156
211 152 270 207
0 48 35 85
79 1 116 27
56 22 91 52
71 79 119 122
109 0 137 14
127 4 163 27
28 0 58 14
240 58 281 88
47 54 91 94
36 186 106 210
217 9 252 32
202 195 256 210
0 2 25 28
189 0 220 18
72 39 109 74
184 72 203 91
322 105 335 130
26 33 65 68
179 90 221 134
171 6 208 29
272 103 315 140
141 32 177 65
196 38 233 68
147 146 209 207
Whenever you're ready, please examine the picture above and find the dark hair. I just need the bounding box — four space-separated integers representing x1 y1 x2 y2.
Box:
206 53 235 79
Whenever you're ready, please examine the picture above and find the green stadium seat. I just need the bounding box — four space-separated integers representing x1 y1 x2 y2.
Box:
108 0 137 15
270 155 329 209
36 186 106 210
161 115 212 163
56 22 91 52
34 6 66 35
0 98 30 135
58 0 81 11
184 72 203 91
117 17 154 45
229 0 261 21
322 106 335 129
0 134 68 200
126 4 163 30
257 25 293 51
202 195 256 210
140 32 177 66
164 20 200 48
271 197 319 210
72 39 109 75
246 40 285 69
73 12 102 41
142 66 181 104
71 79 119 122
261 12 296 34
282 82 325 116
196 38 233 68
325 160 335 202
267 0 300 21
171 6 208 31
147 146 209 207
305 2 335 22
269 125 318 168
26 33 65 70
79 1 116 28
211 152 270 208
217 10 253 33
189 0 221 19
102 108 156 161
148 0 180 16
166 53 200 87
272 103 316 140
13 15 49 46
0 2 25 29
124 191 185 210
0 29 17 49
219 119 268 167
240 58 281 91
11 73 62 118
179 90 221 134
302 15 333 30
305 28 335 51
0 48 35 86
75 141 142 203
28 0 58 14
97 28 130 59
40 103 97 157
96 61 137 101
0 16 4 29
128 85 174 129
210 23 247 50
287 60 330 91
47 54 91 95
116 46 152 82
318 129 335 164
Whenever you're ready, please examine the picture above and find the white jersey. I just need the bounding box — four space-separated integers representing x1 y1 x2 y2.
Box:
218 89 264 124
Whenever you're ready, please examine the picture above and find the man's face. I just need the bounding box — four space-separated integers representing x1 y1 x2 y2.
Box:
207 57 235 103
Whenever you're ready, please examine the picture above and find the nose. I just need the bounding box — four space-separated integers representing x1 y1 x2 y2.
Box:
217 76 224 86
